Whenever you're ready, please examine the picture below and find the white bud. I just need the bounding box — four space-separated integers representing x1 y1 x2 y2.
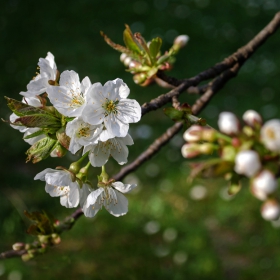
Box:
261 199 280 221
124 57 132 67
260 119 280 152
218 112 239 135
234 150 261 177
181 143 200 158
174 35 189 48
183 125 203 142
243 110 262 126
250 185 267 201
120 53 127 63
252 170 277 195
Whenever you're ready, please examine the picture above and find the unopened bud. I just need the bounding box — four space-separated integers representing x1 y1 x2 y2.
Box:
261 119 280 152
218 112 239 135
51 233 61 245
234 150 261 177
252 169 277 195
199 143 214 154
120 53 127 63
183 125 203 142
181 143 200 158
243 110 262 126
12 242 25 251
129 61 141 69
261 199 280 221
21 253 32 262
124 57 132 67
133 73 147 85
174 35 189 49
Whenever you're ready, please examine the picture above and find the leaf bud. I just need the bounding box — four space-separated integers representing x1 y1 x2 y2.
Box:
261 199 280 221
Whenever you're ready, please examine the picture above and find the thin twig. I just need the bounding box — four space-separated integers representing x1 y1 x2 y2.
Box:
157 11 280 87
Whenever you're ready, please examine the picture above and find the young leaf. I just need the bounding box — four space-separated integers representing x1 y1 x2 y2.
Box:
23 129 45 140
149 37 162 60
164 107 184 121
123 25 143 55
26 136 57 163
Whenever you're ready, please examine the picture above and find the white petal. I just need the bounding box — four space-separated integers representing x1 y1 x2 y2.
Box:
60 195 71 208
27 77 49 94
112 182 137 193
34 168 56 181
106 190 128 217
89 145 110 167
68 183 80 207
86 188 103 208
59 70 80 91
45 170 71 186
81 76 91 95
117 99 141 123
110 141 129 165
104 114 129 138
82 103 104 125
23 128 45 145
79 184 91 207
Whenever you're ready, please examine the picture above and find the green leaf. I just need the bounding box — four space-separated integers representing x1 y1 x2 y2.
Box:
23 129 45 140
24 211 55 236
123 25 143 55
6 97 61 128
26 136 57 163
149 37 162 60
163 107 184 121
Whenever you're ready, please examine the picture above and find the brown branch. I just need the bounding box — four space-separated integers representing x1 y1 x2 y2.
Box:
113 122 183 181
192 63 241 115
157 11 280 88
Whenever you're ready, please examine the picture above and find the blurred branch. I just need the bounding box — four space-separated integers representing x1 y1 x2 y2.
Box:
0 208 83 260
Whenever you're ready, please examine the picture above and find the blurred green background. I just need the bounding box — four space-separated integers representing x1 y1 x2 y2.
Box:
1 0 280 279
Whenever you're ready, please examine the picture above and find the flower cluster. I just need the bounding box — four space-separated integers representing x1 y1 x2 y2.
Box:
7 52 140 218
182 110 280 221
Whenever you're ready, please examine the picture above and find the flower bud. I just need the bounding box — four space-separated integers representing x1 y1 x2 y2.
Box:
120 53 127 63
250 184 267 201
199 143 214 154
234 150 261 177
173 35 189 49
124 56 132 67
21 253 32 262
252 170 277 195
129 60 141 69
218 112 239 135
181 143 200 158
260 119 280 152
243 110 262 126
12 242 25 251
261 199 280 221
183 125 203 142
133 73 147 85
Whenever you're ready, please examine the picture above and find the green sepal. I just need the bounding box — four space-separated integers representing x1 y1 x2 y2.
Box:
123 25 143 55
163 107 184 121
23 129 45 140
56 127 70 149
26 136 57 163
24 210 55 236
149 37 162 60
228 181 241 195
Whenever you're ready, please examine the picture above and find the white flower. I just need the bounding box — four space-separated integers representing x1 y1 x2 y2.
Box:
261 119 280 152
65 117 103 154
261 199 280 221
83 181 137 218
218 112 239 135
82 78 141 139
34 168 86 208
47 70 91 117
10 96 45 145
20 52 57 97
84 134 134 167
242 110 262 126
252 170 277 195
234 150 261 177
